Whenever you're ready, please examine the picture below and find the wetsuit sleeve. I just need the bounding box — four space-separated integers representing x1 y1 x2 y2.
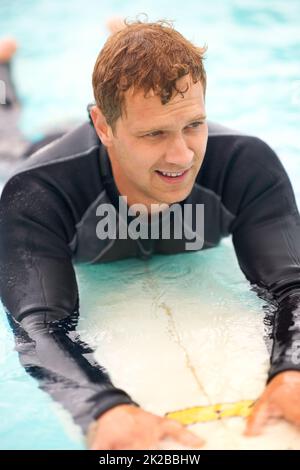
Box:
230 138 300 381
0 172 137 434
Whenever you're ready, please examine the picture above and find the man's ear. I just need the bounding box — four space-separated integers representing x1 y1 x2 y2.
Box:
90 106 114 147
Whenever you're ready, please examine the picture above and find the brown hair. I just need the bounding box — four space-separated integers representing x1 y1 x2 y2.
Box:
92 19 207 130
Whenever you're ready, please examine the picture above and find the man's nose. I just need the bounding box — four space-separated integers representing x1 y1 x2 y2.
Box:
164 135 194 167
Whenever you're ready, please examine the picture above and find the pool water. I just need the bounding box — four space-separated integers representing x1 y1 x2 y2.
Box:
0 0 300 450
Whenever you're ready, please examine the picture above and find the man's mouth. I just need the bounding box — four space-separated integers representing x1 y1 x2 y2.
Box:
155 168 190 183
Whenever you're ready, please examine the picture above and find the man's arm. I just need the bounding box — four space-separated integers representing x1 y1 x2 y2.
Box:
0 172 137 434
230 137 300 433
0 171 202 449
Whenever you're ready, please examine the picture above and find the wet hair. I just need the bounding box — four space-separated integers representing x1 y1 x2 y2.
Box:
92 19 207 130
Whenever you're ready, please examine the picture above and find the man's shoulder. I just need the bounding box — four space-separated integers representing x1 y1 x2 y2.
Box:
207 120 263 149
1 122 104 219
205 121 284 182
197 121 289 223
13 121 101 176
207 121 245 138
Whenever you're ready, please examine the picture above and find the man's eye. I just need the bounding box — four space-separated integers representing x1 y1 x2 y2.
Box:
142 121 204 137
145 131 162 137
187 121 204 129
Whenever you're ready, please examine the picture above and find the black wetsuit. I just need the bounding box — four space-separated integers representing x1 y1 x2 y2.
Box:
1 118 300 434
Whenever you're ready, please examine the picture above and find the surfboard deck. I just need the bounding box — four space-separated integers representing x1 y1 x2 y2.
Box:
76 242 300 450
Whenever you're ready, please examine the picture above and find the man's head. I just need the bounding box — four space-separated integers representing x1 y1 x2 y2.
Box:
91 20 208 210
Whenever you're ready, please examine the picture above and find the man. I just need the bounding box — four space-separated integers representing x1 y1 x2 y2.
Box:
0 19 125 171
0 37 78 170
1 21 300 450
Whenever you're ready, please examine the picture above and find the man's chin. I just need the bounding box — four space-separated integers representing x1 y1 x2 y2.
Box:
157 191 192 206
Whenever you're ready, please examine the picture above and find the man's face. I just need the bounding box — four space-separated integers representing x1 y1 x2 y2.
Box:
105 75 208 209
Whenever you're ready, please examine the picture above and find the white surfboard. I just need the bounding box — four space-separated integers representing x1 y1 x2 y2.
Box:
76 240 300 450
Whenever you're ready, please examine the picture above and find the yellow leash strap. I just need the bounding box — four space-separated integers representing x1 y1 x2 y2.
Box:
166 400 254 425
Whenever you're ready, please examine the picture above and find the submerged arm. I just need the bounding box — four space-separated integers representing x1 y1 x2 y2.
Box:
0 173 136 434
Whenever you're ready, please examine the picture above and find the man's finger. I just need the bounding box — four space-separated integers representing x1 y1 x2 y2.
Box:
90 436 111 450
244 400 271 436
161 419 204 447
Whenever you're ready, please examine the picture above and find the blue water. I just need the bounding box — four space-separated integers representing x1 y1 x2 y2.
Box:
0 0 300 449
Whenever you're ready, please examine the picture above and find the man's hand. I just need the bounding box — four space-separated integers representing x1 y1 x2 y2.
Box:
245 371 300 436
87 404 204 450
